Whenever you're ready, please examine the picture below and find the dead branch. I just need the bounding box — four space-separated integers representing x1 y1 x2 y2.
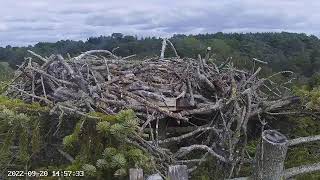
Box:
284 162 320 179
288 135 320 146
175 145 228 162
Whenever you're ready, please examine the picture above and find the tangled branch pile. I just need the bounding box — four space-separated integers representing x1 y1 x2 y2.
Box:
5 43 299 178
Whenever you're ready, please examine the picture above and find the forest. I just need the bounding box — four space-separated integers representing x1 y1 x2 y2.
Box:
2 32 320 80
0 32 320 179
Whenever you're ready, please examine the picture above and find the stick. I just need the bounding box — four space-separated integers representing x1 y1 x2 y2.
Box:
288 135 320 146
284 162 320 179
27 50 48 63
160 38 167 60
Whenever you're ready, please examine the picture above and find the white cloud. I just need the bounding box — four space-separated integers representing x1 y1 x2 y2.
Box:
0 22 7 31
0 0 319 46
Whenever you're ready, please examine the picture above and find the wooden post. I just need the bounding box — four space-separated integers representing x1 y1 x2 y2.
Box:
168 165 188 180
253 130 288 180
129 168 143 180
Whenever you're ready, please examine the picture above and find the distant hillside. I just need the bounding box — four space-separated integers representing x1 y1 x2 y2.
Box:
1 32 320 81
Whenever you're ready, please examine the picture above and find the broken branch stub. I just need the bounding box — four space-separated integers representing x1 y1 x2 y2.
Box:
253 130 288 180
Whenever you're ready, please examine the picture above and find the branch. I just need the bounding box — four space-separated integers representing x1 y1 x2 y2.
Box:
180 99 223 116
73 50 117 61
27 50 48 62
252 58 268 65
284 162 320 179
157 126 221 144
57 148 75 163
288 135 320 146
160 38 167 60
28 67 76 87
175 145 228 162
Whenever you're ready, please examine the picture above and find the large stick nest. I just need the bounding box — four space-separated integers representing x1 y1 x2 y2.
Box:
4 41 299 177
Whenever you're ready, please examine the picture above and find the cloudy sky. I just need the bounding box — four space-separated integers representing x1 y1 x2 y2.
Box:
0 0 319 46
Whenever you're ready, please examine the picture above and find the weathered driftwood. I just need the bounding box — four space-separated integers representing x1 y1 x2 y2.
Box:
253 130 288 180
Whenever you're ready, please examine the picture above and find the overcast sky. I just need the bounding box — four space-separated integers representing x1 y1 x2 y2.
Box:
0 0 319 46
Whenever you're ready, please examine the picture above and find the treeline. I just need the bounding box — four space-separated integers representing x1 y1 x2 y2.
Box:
1 32 320 79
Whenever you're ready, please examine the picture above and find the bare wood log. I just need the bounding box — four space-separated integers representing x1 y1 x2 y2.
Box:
57 148 75 163
175 145 228 162
121 54 136 60
288 134 320 146
253 130 288 180
160 38 167 60
129 168 144 180
73 50 117 61
252 58 268 65
103 57 112 81
40 75 47 99
168 165 188 180
284 162 320 179
27 50 48 62
157 126 220 144
144 126 205 134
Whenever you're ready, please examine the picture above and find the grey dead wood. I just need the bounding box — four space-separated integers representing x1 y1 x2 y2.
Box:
253 130 288 180
168 165 188 180
129 168 144 180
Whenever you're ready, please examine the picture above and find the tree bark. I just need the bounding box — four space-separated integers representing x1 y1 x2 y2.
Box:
253 130 288 180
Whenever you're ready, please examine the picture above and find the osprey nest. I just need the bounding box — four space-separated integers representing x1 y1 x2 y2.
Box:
5 41 298 176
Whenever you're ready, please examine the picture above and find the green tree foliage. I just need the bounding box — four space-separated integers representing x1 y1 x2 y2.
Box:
62 110 152 179
0 96 45 174
0 95 151 179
